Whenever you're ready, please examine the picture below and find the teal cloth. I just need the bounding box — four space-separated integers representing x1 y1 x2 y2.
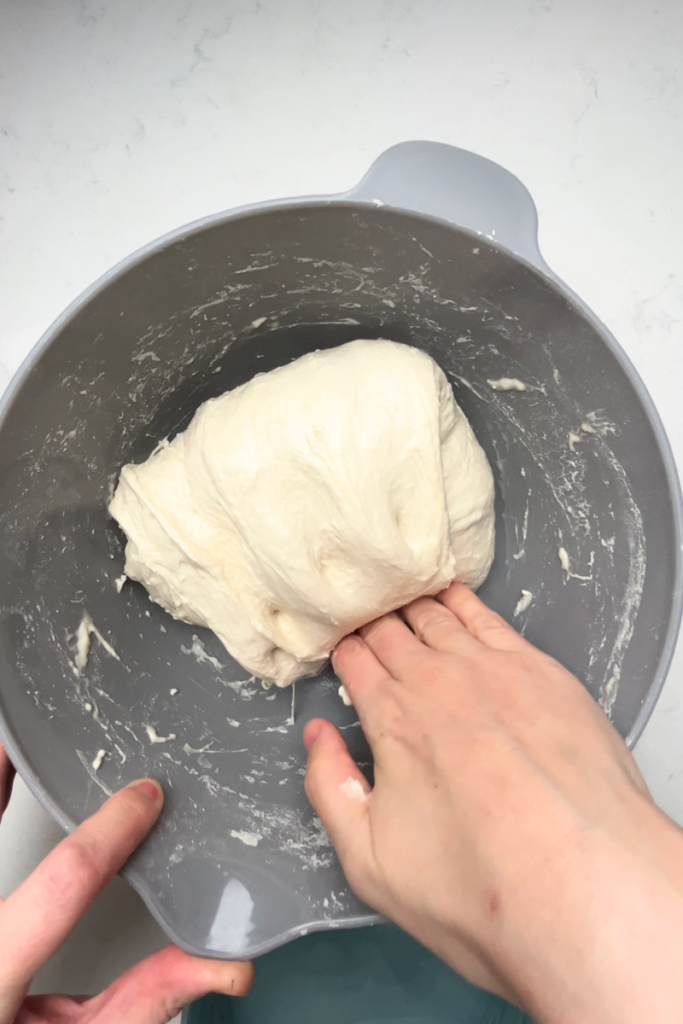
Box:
184 924 533 1024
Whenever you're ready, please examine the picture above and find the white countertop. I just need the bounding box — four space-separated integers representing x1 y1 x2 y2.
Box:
1 0 682 1012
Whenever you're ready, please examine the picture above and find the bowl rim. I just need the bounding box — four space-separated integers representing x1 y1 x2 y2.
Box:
0 194 680 958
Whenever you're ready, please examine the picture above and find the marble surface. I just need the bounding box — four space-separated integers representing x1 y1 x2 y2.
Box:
0 0 682 1013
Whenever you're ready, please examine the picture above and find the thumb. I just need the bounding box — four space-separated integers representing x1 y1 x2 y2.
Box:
303 719 375 896
58 945 254 1024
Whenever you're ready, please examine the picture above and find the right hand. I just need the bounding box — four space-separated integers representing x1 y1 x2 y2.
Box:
304 583 683 1024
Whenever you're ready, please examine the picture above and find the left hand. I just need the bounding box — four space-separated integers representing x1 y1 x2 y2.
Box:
0 746 253 1024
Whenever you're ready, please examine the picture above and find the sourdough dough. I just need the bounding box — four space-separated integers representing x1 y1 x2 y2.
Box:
109 339 495 685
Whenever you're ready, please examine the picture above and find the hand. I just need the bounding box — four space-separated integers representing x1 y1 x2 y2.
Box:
305 583 683 1024
0 749 253 1024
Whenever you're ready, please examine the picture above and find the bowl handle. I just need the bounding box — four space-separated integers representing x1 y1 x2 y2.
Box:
348 141 550 275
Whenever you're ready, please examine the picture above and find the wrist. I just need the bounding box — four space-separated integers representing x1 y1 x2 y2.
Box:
494 796 683 1024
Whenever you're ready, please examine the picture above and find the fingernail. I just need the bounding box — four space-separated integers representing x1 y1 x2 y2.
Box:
128 778 163 803
334 634 360 659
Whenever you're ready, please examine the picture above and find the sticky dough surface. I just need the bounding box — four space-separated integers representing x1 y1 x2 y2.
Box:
109 339 495 685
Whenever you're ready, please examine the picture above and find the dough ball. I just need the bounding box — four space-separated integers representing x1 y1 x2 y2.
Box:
109 339 495 685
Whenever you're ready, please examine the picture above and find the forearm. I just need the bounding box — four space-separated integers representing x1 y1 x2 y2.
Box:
488 797 683 1024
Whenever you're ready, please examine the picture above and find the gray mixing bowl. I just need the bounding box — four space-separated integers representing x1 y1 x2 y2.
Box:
0 142 680 959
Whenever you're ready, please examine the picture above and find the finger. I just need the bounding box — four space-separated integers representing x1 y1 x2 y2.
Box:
16 994 89 1022
304 720 374 897
332 633 393 730
0 744 16 821
438 582 526 652
359 612 426 678
0 778 164 1012
55 945 254 1024
401 595 473 653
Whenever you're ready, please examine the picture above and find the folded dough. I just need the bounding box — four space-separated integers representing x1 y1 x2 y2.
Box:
109 339 495 685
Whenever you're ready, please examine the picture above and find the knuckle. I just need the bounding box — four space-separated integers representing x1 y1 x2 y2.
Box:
61 839 102 888
377 702 409 742
42 840 102 904
363 613 397 641
159 996 185 1022
472 608 497 630
507 648 543 679
416 606 449 638
484 612 519 641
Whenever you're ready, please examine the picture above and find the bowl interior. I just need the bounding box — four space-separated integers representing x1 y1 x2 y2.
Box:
0 204 677 957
